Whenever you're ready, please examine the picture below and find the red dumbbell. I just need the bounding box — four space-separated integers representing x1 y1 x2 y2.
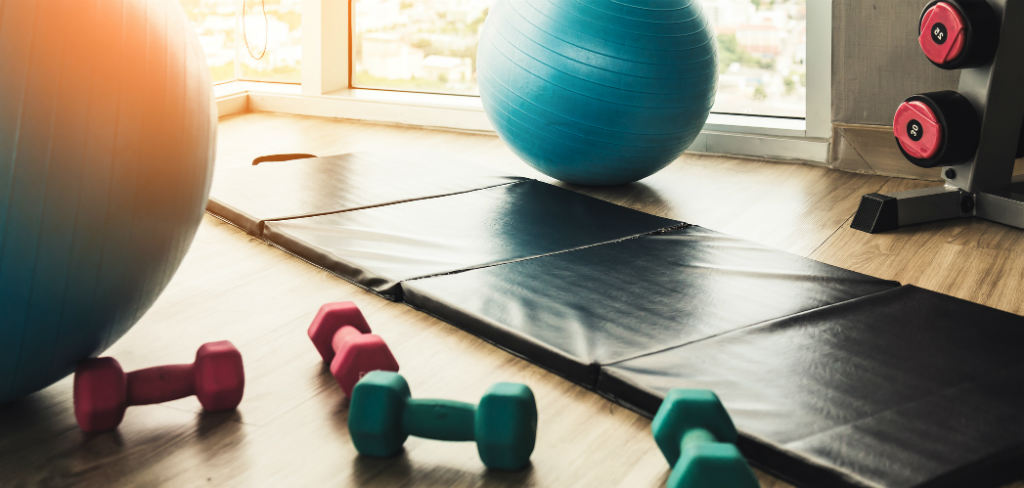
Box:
73 341 245 432
894 91 981 167
308 302 399 397
918 0 998 69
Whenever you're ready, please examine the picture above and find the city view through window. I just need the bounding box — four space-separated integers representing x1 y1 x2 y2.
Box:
180 0 302 83
181 0 807 118
352 0 806 118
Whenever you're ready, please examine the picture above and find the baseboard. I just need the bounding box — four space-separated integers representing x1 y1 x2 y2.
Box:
830 123 1024 181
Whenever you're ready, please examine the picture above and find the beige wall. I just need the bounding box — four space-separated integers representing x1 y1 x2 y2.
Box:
832 0 959 125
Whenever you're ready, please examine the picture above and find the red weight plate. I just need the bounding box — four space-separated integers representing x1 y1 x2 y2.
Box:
894 101 943 160
919 2 968 66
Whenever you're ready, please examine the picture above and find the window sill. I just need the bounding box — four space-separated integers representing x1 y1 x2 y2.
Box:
219 82 829 163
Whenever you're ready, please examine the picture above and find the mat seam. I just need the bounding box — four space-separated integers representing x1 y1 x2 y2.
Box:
780 369 1024 448
394 221 690 287
767 366 1024 488
253 178 527 233
205 178 527 237
601 284 906 367
398 296 602 388
260 230 403 300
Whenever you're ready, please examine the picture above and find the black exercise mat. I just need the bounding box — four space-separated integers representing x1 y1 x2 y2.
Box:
207 153 522 235
598 285 1024 488
402 226 897 386
263 180 682 299
207 161 1024 486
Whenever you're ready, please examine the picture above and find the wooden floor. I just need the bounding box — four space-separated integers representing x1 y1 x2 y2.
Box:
3 112 1023 488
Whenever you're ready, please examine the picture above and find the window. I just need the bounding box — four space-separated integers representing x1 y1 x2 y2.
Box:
182 0 829 161
180 0 302 84
180 0 237 83
705 0 806 118
351 0 807 118
352 1 492 96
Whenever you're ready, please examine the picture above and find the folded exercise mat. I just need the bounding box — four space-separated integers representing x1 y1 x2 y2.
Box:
598 285 1024 488
262 180 682 298
207 153 522 235
401 226 898 385
207 164 1024 485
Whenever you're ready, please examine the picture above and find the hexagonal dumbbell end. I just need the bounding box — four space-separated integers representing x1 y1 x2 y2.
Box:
74 357 129 432
308 302 372 361
652 389 758 488
475 383 537 470
191 341 245 411
348 370 411 457
308 302 398 396
670 443 758 488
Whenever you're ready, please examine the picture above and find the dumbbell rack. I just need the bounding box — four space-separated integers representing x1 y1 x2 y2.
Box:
852 0 1024 233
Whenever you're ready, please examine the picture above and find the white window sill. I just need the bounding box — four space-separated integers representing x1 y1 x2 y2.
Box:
217 81 829 163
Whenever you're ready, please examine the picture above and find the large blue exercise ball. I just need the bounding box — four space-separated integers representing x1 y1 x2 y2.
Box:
0 0 216 403
477 0 717 186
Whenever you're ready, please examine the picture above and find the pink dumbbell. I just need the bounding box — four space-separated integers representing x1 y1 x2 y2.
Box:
73 341 245 432
308 302 399 397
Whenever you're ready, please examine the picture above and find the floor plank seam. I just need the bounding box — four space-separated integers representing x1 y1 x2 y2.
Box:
808 213 856 258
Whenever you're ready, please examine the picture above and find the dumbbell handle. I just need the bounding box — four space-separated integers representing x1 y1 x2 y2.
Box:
332 325 363 354
125 364 195 405
403 399 477 441
680 427 717 452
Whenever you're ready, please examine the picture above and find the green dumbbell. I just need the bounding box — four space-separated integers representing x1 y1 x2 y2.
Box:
652 389 759 488
348 371 537 470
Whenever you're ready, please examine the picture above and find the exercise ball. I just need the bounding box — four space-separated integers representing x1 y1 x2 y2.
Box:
477 0 717 186
0 0 216 403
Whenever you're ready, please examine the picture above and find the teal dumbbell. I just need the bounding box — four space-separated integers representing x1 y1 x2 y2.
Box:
348 371 537 470
653 389 759 488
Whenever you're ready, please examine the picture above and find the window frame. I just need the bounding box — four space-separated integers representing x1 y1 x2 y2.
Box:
218 0 832 163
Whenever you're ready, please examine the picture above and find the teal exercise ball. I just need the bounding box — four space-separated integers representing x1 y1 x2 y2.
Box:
0 0 216 403
477 0 717 186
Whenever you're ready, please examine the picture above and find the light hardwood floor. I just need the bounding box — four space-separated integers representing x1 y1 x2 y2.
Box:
2 112 1022 488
